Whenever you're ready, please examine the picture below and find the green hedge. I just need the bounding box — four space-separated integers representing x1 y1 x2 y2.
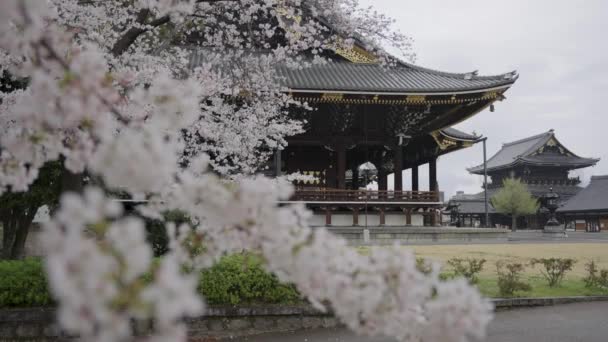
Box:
0 255 301 308
0 258 53 307
201 254 300 305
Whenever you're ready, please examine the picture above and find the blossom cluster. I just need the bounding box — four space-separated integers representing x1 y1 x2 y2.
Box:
0 1 491 342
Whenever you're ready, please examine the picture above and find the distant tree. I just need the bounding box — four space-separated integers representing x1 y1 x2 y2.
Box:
0 161 62 259
492 178 539 231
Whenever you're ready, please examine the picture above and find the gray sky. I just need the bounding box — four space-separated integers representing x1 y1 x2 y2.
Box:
360 0 608 199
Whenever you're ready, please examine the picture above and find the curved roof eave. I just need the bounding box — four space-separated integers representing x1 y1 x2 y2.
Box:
469 156 599 174
439 128 481 142
288 82 515 96
519 157 600 168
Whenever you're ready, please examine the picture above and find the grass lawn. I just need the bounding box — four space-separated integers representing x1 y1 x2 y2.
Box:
408 243 608 277
362 243 608 298
476 276 608 298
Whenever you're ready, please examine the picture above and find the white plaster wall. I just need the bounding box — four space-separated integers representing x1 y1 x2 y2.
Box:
385 213 406 226
308 214 326 227
411 214 424 226
331 214 354 226
358 213 381 226
310 212 425 227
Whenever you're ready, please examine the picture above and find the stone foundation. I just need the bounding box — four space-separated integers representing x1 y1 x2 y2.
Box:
327 227 510 245
2 297 608 340
0 305 337 341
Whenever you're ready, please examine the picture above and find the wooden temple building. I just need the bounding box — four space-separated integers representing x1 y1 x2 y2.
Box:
558 175 608 232
270 47 520 227
449 130 599 228
188 30 519 227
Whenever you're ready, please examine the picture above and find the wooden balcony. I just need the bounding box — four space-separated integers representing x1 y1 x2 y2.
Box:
286 189 440 205
282 189 442 227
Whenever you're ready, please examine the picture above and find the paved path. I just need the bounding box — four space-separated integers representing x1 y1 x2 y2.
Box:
230 301 608 342
508 231 608 243
398 231 608 245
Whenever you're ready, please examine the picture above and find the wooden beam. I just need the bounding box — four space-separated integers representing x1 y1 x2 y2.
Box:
411 165 419 191
405 208 412 226
429 158 438 192
274 149 282 177
337 144 346 189
394 145 403 191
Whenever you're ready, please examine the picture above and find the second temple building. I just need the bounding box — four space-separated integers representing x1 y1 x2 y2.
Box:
449 130 599 229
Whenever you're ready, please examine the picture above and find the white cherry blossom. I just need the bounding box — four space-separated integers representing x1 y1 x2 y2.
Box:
0 1 492 342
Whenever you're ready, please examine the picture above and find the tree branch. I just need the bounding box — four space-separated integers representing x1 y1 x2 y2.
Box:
111 9 170 57
111 1 241 57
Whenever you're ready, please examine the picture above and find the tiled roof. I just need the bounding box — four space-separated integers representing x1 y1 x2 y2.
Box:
274 61 516 94
440 127 480 141
469 130 598 174
558 175 608 212
450 198 496 214
187 48 517 94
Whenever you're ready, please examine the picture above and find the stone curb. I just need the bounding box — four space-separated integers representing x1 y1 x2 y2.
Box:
492 296 608 309
0 305 331 323
3 296 608 322
2 298 608 340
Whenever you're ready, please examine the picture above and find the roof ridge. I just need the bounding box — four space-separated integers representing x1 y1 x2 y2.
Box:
468 130 553 173
502 130 553 147
396 59 518 81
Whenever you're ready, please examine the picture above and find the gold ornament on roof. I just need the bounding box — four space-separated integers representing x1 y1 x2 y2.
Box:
321 93 344 101
482 91 498 100
334 45 378 64
406 95 426 104
430 131 457 150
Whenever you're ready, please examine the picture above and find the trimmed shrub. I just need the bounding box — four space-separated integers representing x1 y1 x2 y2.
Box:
416 257 433 275
583 260 608 289
0 254 302 308
496 261 531 297
531 258 576 287
0 258 52 307
447 258 486 284
199 254 301 305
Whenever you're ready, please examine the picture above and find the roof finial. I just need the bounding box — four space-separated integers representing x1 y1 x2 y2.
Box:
549 128 555 133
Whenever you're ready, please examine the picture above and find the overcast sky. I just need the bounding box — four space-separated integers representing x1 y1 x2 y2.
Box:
359 0 608 199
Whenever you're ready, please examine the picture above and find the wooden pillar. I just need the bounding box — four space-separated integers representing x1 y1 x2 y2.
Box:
429 158 438 192
378 168 387 191
379 208 386 226
274 149 282 177
325 208 332 226
411 165 419 191
337 144 346 189
352 166 360 190
394 146 403 191
352 207 359 226
405 208 412 226
430 209 437 226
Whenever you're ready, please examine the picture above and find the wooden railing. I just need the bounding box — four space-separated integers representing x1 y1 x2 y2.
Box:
290 189 440 203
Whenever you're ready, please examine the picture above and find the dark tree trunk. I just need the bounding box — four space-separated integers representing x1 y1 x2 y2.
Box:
1 209 17 260
0 209 15 259
9 205 37 259
61 168 84 194
1 205 38 260
511 215 517 232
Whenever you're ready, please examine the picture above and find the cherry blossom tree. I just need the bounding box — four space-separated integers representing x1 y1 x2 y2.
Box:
0 1 492 341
